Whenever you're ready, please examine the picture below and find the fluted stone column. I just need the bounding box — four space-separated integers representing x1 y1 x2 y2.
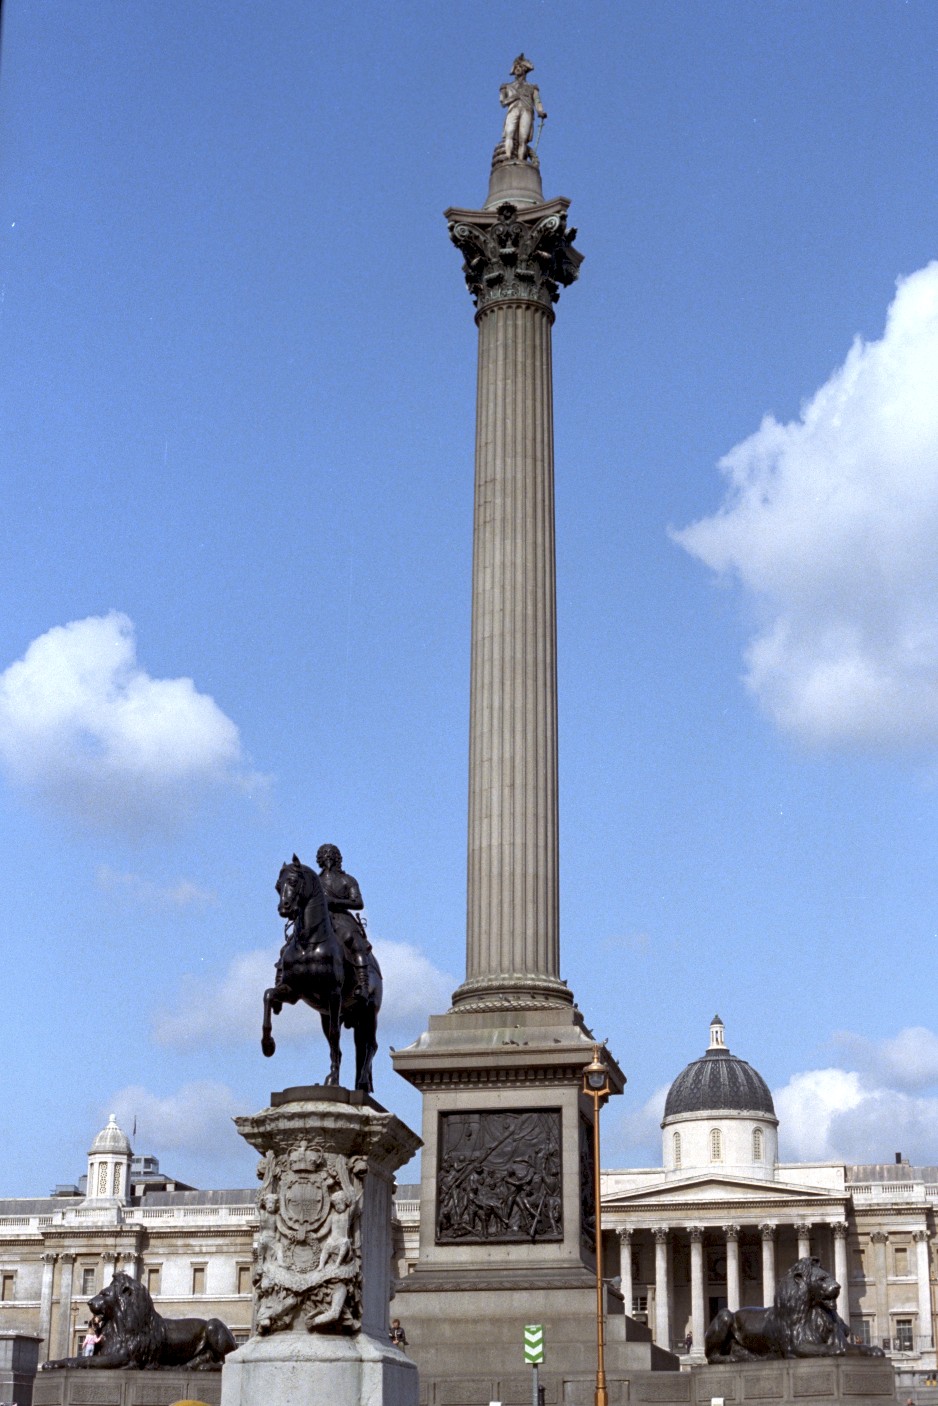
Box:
56 1253 76 1358
724 1224 741 1311
914 1230 933 1349
689 1228 706 1356
618 1229 633 1317
446 198 583 1012
38 1252 57 1361
654 1228 671 1349
761 1224 777 1307
833 1222 849 1310
796 1220 812 1260
871 1231 889 1345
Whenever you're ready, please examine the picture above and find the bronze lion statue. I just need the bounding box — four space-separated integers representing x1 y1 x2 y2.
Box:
43 1271 237 1371
705 1256 885 1362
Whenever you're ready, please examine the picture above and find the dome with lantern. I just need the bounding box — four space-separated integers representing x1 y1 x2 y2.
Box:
85 1113 133 1202
661 1017 779 1180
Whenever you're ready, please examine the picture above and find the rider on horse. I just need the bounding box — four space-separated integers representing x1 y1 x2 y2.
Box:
316 844 372 999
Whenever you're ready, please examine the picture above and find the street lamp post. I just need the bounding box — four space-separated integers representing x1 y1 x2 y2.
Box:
583 1044 613 1406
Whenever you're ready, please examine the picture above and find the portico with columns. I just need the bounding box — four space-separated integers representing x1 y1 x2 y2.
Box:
601 1019 937 1377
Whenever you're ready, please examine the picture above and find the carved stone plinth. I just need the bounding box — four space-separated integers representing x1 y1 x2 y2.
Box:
220 1087 420 1406
33 1366 221 1406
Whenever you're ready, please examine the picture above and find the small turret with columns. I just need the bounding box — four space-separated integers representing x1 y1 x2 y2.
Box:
85 1113 132 1202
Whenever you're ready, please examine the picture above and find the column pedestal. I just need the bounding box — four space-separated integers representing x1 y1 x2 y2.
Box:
220 1087 420 1406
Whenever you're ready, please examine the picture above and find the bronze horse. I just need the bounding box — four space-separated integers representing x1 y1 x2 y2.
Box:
262 856 382 1092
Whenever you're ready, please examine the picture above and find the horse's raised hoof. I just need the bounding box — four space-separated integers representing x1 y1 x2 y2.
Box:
261 1035 276 1058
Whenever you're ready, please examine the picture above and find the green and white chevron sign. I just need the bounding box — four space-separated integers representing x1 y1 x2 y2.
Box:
523 1324 545 1364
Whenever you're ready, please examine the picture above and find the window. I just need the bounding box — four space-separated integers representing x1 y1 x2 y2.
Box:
752 1127 764 1161
852 1249 865 1278
673 1132 682 1168
895 1319 913 1352
146 1266 161 1297
97 1162 108 1195
192 1265 206 1295
81 1267 95 1296
894 1247 909 1275
851 1319 872 1346
1 1273 14 1302
632 1293 648 1319
710 1128 723 1163
237 1264 252 1296
112 1164 123 1196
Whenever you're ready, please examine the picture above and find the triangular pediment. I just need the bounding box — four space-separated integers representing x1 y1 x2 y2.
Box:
604 1171 842 1210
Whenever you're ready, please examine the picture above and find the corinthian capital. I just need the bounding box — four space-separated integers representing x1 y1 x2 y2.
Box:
448 201 583 314
652 1226 669 1245
723 1224 741 1242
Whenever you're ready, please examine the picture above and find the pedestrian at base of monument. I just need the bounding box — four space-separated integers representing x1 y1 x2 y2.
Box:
81 1318 102 1357
390 1318 407 1347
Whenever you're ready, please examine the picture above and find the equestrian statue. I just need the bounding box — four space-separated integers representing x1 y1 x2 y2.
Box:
262 846 382 1093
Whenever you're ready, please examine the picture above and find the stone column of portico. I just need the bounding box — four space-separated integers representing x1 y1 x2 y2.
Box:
871 1231 889 1346
654 1228 671 1349
689 1228 706 1357
38 1252 57 1361
833 1222 849 1310
446 192 583 1012
55 1253 76 1358
914 1230 934 1350
796 1220 812 1260
618 1229 633 1316
724 1224 741 1311
760 1224 777 1307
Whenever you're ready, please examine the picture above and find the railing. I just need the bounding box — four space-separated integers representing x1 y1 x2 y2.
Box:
0 1216 30 1226
846 1182 922 1198
394 1200 420 1217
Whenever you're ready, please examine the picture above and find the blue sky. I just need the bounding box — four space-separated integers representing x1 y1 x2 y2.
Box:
3 1 938 1196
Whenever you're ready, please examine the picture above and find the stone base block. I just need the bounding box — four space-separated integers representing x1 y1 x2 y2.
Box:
219 1330 417 1406
33 1368 222 1406
627 1359 898 1406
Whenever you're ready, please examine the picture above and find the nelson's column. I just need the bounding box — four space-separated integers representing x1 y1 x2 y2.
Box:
392 58 675 1399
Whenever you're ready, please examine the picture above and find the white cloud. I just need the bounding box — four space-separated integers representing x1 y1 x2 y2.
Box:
611 1083 669 1166
832 1026 938 1092
674 262 938 749
153 937 455 1052
106 1082 243 1157
775 1027 938 1164
96 865 217 908
0 613 253 831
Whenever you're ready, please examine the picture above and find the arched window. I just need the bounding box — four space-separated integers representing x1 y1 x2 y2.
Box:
673 1132 682 1168
752 1127 764 1162
709 1128 723 1163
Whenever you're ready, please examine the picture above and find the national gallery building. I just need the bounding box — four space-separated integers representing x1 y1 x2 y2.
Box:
1 1018 935 1387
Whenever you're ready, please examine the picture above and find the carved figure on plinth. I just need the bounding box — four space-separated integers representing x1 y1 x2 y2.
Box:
41 1272 236 1370
262 853 382 1091
498 54 546 164
704 1256 886 1362
252 1142 367 1335
436 1109 562 1244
